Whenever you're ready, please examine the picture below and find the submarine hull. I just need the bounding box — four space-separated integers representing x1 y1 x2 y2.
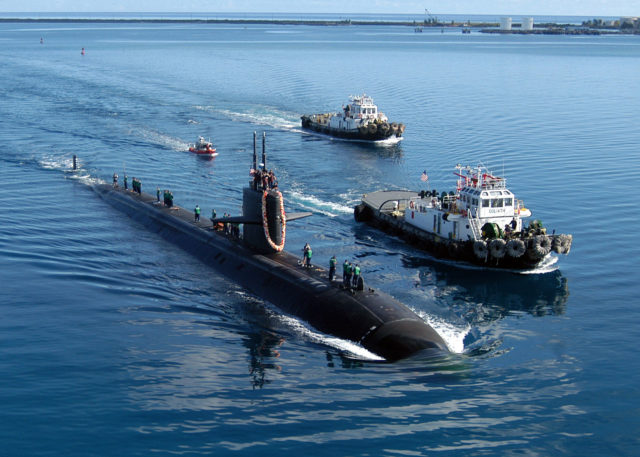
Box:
93 184 448 361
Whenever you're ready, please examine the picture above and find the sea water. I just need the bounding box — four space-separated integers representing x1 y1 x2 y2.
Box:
0 19 639 456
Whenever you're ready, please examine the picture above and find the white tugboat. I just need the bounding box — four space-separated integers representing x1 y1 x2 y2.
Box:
354 164 572 270
301 94 405 142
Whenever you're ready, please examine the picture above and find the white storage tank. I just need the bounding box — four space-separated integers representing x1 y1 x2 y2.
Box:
522 17 534 31
500 17 512 30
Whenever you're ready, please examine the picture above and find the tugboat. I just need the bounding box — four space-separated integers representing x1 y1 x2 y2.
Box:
301 94 405 142
189 136 218 156
354 164 573 270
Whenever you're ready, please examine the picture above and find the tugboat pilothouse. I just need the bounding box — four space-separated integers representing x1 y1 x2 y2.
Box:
301 94 405 142
354 165 573 270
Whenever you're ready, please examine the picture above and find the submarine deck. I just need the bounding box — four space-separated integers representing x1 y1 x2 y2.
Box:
105 185 400 303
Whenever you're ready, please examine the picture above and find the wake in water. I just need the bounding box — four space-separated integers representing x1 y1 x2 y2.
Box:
127 127 190 152
273 311 385 361
285 190 353 217
38 153 105 186
194 104 300 130
417 311 469 354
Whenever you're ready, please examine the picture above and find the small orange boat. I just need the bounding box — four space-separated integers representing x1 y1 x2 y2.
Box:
189 136 218 156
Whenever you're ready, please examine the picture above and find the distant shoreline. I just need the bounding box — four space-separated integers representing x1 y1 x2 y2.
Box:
0 18 479 26
0 17 633 34
0 17 573 28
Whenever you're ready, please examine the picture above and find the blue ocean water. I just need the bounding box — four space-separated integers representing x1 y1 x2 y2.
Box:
0 19 639 456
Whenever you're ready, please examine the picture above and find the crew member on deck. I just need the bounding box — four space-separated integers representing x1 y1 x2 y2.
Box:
112 173 118 187
342 259 349 284
301 243 312 268
194 205 201 222
352 264 361 289
329 255 337 281
304 244 312 268
345 262 353 290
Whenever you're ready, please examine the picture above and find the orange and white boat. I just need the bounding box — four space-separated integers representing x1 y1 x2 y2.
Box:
189 136 218 156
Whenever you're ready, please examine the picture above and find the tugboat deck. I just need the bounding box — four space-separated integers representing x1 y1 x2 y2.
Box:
362 190 417 212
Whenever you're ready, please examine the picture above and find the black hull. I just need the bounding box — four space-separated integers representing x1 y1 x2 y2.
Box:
301 116 403 142
93 184 448 360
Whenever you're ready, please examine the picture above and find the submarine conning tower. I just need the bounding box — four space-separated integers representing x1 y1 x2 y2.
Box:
242 132 286 254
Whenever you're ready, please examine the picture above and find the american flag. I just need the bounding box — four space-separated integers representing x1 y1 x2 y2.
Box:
420 170 428 182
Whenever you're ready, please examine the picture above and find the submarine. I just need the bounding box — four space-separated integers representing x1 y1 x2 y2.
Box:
92 133 448 361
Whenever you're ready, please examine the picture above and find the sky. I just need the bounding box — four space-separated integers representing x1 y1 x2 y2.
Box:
0 1 637 17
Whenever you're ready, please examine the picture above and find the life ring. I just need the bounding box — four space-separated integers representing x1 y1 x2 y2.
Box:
262 190 286 252
506 239 526 258
489 238 506 259
409 201 414 209
473 240 488 260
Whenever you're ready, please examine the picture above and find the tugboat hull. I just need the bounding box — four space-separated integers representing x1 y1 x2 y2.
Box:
301 115 403 142
301 94 405 143
355 190 572 271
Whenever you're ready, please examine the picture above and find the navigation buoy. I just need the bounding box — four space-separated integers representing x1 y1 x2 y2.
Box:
81 47 85 56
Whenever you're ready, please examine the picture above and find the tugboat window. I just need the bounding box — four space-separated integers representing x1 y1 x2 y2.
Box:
482 199 490 208
491 198 504 207
505 198 513 206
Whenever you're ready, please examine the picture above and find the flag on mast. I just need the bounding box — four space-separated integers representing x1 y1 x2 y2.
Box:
420 170 428 182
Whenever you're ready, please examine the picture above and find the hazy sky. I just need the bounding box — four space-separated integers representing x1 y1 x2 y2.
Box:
0 1 637 16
